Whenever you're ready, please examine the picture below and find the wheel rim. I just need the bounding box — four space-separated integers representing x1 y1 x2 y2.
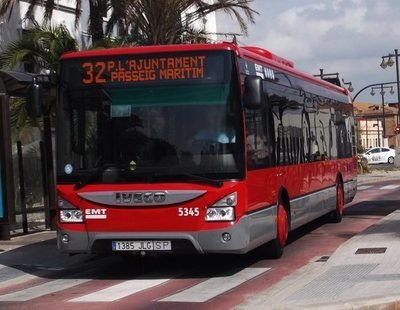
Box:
337 185 344 216
277 204 289 246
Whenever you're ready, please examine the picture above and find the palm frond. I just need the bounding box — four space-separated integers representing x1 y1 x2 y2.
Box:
107 0 258 45
10 98 42 129
0 23 78 72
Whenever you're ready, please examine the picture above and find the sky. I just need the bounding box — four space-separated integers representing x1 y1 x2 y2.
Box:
217 0 400 104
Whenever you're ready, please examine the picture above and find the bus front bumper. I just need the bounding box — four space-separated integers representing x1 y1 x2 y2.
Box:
57 209 276 255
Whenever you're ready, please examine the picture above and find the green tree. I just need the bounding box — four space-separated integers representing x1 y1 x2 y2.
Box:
0 21 78 73
0 21 77 131
106 0 258 45
0 22 77 212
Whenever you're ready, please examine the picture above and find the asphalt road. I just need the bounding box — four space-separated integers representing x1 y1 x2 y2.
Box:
0 177 399 310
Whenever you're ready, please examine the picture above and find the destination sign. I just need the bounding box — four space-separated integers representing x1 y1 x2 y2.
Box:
81 55 207 84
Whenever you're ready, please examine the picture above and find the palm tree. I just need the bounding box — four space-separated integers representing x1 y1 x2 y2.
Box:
0 22 77 216
107 0 258 45
0 21 77 140
0 21 78 73
1 0 257 46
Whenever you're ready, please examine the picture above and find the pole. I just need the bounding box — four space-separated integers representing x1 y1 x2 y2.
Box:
377 122 381 147
395 49 400 124
394 49 400 166
380 85 386 139
17 141 28 234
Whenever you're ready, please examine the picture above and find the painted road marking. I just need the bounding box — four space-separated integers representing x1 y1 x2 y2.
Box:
357 185 373 190
380 185 400 190
0 278 90 301
160 267 270 303
358 185 399 191
0 268 269 303
0 273 38 290
69 278 170 302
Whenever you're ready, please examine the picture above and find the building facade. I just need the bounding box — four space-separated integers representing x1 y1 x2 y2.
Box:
354 101 398 150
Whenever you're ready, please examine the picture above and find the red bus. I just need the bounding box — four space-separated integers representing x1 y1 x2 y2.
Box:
52 42 357 258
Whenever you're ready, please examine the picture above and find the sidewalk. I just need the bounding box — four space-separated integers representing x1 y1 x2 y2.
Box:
237 210 400 309
237 170 400 310
0 230 55 252
357 168 400 185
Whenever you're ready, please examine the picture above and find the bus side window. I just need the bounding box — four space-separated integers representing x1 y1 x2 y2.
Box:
245 110 271 169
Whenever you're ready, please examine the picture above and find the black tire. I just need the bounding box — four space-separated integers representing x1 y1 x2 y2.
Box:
388 156 394 164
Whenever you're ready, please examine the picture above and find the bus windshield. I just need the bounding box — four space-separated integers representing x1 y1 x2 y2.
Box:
56 50 244 185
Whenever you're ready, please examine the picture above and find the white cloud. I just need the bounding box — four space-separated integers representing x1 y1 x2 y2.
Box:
218 0 400 101
214 0 400 103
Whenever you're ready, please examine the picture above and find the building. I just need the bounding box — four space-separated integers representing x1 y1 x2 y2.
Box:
353 101 398 150
0 1 93 55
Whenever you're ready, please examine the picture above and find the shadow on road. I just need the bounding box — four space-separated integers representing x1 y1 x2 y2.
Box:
1 189 400 282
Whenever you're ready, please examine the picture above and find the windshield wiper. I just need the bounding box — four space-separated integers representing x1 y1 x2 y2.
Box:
149 173 223 188
74 164 126 190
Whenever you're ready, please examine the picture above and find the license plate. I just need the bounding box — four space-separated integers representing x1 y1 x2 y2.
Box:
112 240 172 251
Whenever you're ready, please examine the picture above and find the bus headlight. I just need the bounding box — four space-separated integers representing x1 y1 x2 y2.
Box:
58 197 83 223
205 192 237 221
60 210 83 223
206 207 234 221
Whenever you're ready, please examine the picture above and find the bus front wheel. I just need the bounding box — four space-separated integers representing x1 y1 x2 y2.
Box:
265 202 289 259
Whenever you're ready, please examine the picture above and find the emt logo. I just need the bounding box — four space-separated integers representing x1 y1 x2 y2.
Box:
85 208 107 219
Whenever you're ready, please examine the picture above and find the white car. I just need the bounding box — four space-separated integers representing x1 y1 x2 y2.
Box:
362 147 396 164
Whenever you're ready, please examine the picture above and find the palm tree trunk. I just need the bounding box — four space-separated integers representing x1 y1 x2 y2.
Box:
89 0 105 43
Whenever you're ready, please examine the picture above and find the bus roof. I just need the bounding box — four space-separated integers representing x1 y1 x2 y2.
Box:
60 43 349 98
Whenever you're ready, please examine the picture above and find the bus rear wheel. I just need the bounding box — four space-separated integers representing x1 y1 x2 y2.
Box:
266 203 289 259
330 182 344 223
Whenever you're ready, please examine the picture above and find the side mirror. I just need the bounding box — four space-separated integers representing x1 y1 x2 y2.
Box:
26 78 43 117
243 75 263 109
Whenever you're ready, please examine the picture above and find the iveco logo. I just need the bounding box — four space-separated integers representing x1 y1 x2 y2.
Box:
153 192 167 203
115 191 166 204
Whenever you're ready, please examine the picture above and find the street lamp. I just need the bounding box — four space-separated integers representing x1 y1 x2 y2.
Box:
370 85 394 139
380 49 400 123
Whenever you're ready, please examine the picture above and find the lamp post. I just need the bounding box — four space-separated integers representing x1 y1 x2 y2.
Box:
381 50 400 166
370 85 394 139
380 49 400 123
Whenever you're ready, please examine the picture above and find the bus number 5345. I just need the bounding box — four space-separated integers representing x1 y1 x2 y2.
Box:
178 208 199 217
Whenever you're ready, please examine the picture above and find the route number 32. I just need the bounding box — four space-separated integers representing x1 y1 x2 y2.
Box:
178 207 199 217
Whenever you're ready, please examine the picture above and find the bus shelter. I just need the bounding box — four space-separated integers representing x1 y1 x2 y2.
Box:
0 70 55 240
